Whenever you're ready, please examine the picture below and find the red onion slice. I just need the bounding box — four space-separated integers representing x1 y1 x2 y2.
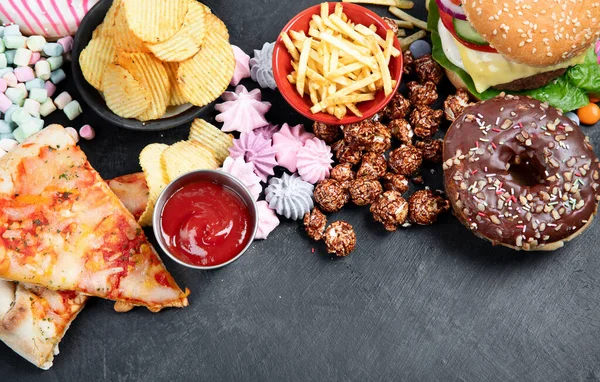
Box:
436 0 467 20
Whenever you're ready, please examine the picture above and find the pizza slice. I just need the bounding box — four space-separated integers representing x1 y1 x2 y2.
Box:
0 281 87 370
0 172 150 370
107 172 149 222
0 125 189 312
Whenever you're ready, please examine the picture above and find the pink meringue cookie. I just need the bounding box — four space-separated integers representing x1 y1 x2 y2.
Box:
297 138 334 184
253 123 279 140
221 156 262 201
229 132 278 182
215 85 271 134
230 45 251 86
271 124 315 173
255 200 280 240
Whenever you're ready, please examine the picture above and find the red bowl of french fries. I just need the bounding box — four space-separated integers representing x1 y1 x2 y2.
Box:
273 2 403 125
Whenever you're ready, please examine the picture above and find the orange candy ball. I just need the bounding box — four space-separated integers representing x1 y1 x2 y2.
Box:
578 103 600 125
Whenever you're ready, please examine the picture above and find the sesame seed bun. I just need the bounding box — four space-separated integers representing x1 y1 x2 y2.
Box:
462 0 600 67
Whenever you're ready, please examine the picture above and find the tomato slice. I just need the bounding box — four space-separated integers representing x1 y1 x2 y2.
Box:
439 8 498 53
449 0 462 5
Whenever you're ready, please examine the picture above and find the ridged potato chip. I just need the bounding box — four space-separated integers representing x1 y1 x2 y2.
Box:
117 52 170 121
124 0 188 44
206 13 230 40
138 143 170 227
188 119 233 164
111 1 149 53
161 140 219 182
177 21 234 107
103 64 151 118
79 36 117 92
92 0 120 38
147 0 207 62
165 62 187 106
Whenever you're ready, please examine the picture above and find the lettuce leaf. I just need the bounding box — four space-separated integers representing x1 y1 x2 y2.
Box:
566 48 600 97
523 76 589 112
427 0 592 111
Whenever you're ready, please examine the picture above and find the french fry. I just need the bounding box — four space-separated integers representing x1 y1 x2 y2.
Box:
400 30 427 51
388 6 428 30
342 0 413 7
392 19 414 29
367 36 392 96
397 29 407 37
354 24 401 57
281 32 300 61
346 103 363 117
320 2 329 19
319 33 376 69
383 30 394 64
296 37 313 97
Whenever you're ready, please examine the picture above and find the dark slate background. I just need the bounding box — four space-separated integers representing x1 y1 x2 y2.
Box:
1 0 599 381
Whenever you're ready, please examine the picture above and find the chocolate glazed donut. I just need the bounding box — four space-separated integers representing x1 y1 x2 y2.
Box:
443 95 600 251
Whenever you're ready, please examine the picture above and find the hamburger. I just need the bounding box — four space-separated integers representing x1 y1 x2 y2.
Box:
427 0 600 111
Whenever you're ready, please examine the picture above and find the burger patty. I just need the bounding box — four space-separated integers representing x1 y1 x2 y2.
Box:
492 68 567 92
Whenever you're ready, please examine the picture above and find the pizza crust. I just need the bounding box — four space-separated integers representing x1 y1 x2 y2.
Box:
0 281 87 370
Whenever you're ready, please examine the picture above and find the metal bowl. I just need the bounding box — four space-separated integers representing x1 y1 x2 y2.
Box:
152 170 258 270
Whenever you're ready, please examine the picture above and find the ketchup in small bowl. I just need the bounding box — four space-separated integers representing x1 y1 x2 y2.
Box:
153 171 258 269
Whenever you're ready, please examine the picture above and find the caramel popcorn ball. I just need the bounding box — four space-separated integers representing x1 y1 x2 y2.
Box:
332 140 363 165
414 54 444 85
383 92 412 120
410 105 443 139
349 178 383 206
403 50 414 76
313 121 341 143
388 145 423 176
314 179 348 212
331 163 356 183
370 190 409 231
344 121 376 148
388 118 414 144
382 17 399 35
304 207 327 241
382 172 409 194
443 89 473 122
408 189 450 225
357 152 387 180
415 139 443 163
323 221 356 257
368 122 392 153
407 81 438 106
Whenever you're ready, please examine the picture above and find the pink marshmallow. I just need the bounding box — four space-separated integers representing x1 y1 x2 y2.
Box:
28 52 41 65
0 79 7 93
57 36 74 53
14 67 35 83
0 93 12 113
44 81 56 97
79 124 95 140
3 73 17 87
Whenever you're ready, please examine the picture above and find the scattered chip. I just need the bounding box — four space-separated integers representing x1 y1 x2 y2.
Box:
138 143 170 227
147 0 207 62
79 36 116 92
117 52 170 121
123 0 188 44
188 119 233 164
103 64 151 118
177 23 234 107
161 140 219 182
165 62 187 106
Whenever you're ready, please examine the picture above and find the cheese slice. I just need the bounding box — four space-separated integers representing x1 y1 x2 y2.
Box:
452 35 587 93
